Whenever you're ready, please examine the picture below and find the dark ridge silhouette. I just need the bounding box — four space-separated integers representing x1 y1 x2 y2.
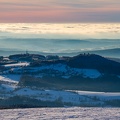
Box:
67 54 120 75
29 53 120 75
1 53 120 75
9 53 45 60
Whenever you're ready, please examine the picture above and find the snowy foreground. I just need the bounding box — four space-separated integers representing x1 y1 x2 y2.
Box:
0 107 120 120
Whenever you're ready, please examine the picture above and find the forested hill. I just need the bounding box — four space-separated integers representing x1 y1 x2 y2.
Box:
67 54 120 75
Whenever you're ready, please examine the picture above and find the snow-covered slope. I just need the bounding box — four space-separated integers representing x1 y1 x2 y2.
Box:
0 71 120 107
0 86 118 107
15 88 120 101
10 63 101 79
0 62 120 107
31 64 101 78
14 88 93 105
71 90 120 100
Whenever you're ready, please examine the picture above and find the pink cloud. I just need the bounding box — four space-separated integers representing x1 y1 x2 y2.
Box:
0 0 120 22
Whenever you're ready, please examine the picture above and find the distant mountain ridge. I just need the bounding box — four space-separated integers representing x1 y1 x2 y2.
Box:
81 48 120 58
0 48 120 58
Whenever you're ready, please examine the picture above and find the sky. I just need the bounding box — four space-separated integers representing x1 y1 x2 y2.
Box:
0 0 120 23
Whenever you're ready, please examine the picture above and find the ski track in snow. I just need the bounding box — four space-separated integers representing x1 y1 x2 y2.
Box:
0 107 120 120
0 74 21 83
4 62 29 67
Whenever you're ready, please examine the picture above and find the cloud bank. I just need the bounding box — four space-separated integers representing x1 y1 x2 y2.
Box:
0 23 120 39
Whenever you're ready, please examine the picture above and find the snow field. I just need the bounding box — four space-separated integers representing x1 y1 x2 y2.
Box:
14 88 120 105
0 107 120 120
24 63 101 78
